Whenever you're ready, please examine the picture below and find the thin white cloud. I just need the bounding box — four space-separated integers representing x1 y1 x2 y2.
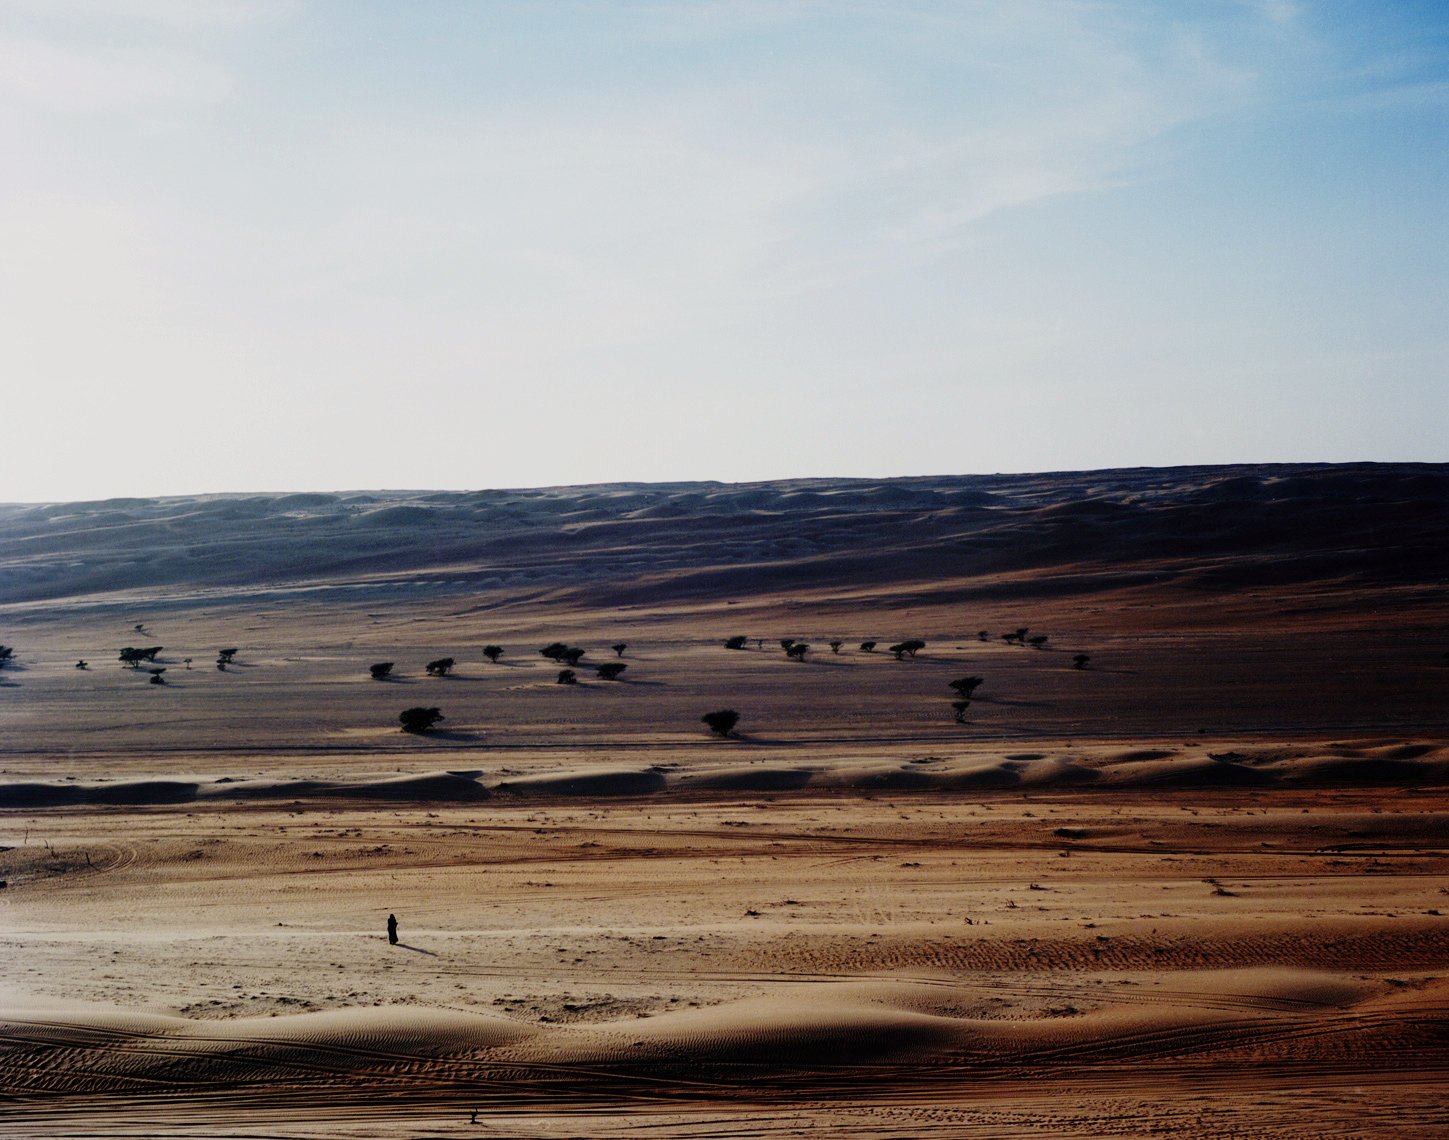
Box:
0 34 231 112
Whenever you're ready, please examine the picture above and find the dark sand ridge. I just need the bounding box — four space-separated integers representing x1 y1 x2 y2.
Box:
2 464 1447 1136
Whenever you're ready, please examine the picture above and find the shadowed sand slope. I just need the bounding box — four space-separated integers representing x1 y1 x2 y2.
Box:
2 463 1445 607
4 972 1444 1107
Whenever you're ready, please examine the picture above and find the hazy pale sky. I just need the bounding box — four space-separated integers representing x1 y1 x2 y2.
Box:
2 0 1445 501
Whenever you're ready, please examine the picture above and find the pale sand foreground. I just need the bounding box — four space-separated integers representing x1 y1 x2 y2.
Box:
2 467 1447 1135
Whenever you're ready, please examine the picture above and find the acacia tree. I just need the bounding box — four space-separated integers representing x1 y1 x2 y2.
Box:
724 636 748 650
829 640 843 654
483 645 503 663
561 647 586 667
701 709 740 737
1073 653 1091 670
596 662 627 680
218 648 238 664
425 657 456 676
369 662 395 680
948 676 984 699
399 707 444 734
557 669 578 685
786 642 809 661
951 700 971 723
1027 635 1048 649
859 641 877 653
888 640 925 660
779 639 796 651
540 642 569 662
978 630 990 642
611 643 627 657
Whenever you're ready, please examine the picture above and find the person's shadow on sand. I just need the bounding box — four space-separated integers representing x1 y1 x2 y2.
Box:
394 942 438 956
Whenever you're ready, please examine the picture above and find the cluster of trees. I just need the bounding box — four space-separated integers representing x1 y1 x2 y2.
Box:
119 646 163 667
540 642 587 667
723 635 930 659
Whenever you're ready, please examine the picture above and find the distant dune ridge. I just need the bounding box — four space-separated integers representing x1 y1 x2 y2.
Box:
2 463 1445 608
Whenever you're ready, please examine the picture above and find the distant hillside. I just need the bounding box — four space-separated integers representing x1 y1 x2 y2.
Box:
1 464 1445 610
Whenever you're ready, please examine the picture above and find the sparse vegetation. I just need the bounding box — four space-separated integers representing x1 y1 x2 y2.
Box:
888 640 925 660
483 645 503 663
398 707 444 734
1003 628 1029 646
951 700 971 723
860 640 877 652
1073 653 1091 670
611 643 627 657
557 669 578 685
978 630 989 642
561 647 586 667
724 635 748 650
369 662 395 680
425 657 455 676
119 647 162 668
829 640 843 654
218 648 238 664
1027 634 1048 649
596 662 627 680
74 660 87 669
540 642 569 662
780 639 796 651
786 642 809 660
701 709 740 737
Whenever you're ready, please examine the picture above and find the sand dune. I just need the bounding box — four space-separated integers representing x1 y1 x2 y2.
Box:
2 465 1446 1136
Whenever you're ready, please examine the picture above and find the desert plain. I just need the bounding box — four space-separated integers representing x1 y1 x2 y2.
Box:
1 463 1447 1137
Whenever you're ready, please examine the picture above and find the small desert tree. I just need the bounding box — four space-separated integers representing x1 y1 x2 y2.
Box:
859 641 877 653
951 700 971 723
399 707 444 734
829 640 843 654
948 676 984 699
557 669 578 685
540 642 569 662
978 630 989 642
483 645 503 663
889 640 925 660
779 639 796 651
701 709 740 737
1072 653 1091 670
218 648 238 664
425 657 455 676
786 642 809 660
75 660 88 670
1027 635 1048 650
561 647 586 667
724 635 748 650
611 643 627 657
596 662 627 680
369 662 395 680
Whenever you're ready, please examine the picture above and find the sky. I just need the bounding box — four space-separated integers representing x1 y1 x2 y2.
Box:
1 0 1446 501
